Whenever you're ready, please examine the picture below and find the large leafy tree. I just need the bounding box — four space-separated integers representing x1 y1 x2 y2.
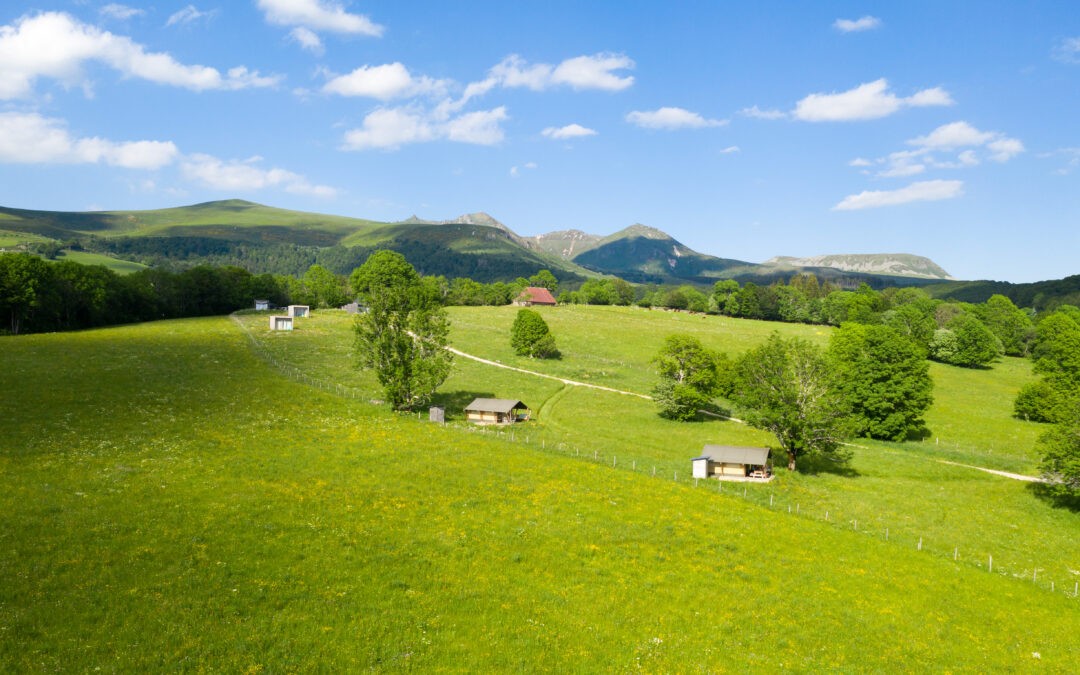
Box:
350 251 452 410
1014 309 1080 423
651 334 726 421
511 308 559 358
1037 413 1080 502
929 314 1001 367
976 294 1034 356
732 332 854 471
828 323 933 441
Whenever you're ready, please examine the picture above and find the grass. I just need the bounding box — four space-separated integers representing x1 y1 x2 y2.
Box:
2 316 1078 670
233 307 1080 597
54 250 149 274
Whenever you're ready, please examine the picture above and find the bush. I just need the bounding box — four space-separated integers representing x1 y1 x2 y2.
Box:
511 309 559 358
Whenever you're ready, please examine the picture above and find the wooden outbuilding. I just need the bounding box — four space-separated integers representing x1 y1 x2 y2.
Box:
692 445 771 480
287 305 310 318
514 287 557 306
464 398 531 425
254 299 270 311
269 315 294 331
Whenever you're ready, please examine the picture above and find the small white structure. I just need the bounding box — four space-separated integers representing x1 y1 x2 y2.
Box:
464 398 530 425
269 315 294 331
692 445 771 480
287 305 310 318
254 299 270 311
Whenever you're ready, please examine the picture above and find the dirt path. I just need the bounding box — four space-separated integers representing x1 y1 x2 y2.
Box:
936 460 1044 483
444 345 653 400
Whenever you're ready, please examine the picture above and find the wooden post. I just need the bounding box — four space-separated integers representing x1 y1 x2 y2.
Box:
989 555 993 573
954 547 958 561
769 494 773 507
853 520 857 531
825 511 829 522
613 456 617 468
918 537 922 551
652 466 656 477
885 528 889 541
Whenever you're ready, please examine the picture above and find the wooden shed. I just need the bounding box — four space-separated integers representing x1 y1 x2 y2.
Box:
287 305 310 318
464 398 530 425
269 315 293 331
254 299 270 310
514 287 557 306
692 445 771 480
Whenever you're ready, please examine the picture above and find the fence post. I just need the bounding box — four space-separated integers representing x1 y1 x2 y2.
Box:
918 537 922 551
989 555 993 573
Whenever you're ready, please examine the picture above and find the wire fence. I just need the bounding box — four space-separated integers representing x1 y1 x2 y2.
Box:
231 313 1079 602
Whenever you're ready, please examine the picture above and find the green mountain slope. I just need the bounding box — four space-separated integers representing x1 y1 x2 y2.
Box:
763 253 954 280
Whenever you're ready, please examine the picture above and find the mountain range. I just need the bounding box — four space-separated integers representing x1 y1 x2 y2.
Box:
1 199 953 289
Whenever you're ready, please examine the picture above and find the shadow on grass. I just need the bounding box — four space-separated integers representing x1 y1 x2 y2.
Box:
430 389 496 421
1027 482 1080 513
795 453 861 478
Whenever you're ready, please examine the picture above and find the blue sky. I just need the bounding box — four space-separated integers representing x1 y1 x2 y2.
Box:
1 1 1078 282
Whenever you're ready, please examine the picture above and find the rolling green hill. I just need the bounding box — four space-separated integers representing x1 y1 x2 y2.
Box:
2 310 1077 670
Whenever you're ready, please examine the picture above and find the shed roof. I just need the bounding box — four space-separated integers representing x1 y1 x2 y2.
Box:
465 398 529 414
697 445 770 465
517 287 557 304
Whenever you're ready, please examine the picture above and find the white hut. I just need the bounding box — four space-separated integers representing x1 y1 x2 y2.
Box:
287 305 310 318
464 398 530 425
269 315 294 331
692 445 771 480
254 299 270 311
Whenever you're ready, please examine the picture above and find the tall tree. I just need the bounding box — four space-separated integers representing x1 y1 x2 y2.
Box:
651 334 726 421
732 333 854 471
828 323 933 441
350 251 452 410
1036 412 1080 502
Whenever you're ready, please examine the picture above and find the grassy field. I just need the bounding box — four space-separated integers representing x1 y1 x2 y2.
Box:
231 308 1080 604
54 250 149 274
2 315 1079 670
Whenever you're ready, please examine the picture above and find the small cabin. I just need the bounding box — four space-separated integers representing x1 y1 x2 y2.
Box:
514 287 557 307
464 398 531 425
254 299 270 311
269 315 294 331
287 305 310 318
692 445 771 480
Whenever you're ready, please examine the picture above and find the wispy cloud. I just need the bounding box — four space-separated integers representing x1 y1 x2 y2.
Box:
100 4 145 21
719 146 740 154
289 27 323 54
0 112 178 169
181 153 336 197
857 121 1023 178
166 5 219 28
833 179 964 210
794 79 953 122
510 161 538 177
541 123 597 140
626 107 727 130
834 16 882 33
1053 36 1080 64
257 0 384 36
739 105 786 120
0 12 279 99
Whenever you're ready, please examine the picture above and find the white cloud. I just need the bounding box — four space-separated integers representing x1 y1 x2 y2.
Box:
289 27 323 54
166 6 218 28
1053 36 1080 64
541 123 597 140
257 0 384 36
181 153 336 197
849 157 872 167
509 161 537 178
834 16 882 33
444 107 508 145
739 105 786 120
341 106 508 151
341 108 435 150
322 63 448 100
833 179 964 210
0 111 178 169
626 107 727 130
718 146 740 154
793 78 954 122
908 121 1024 162
550 53 635 91
0 11 279 99
100 4 145 21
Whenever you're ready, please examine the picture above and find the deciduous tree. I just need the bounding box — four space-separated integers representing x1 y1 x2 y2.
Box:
511 308 559 358
350 251 452 410
732 332 854 471
651 334 725 421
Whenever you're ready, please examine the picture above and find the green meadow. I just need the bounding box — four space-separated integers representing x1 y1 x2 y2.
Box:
2 309 1078 670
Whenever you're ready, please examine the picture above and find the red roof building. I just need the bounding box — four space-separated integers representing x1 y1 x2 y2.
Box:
514 286 558 306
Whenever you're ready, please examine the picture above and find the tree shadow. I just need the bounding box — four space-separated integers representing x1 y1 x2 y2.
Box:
1026 482 1080 513
795 453 861 477
430 390 495 421
903 425 933 442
